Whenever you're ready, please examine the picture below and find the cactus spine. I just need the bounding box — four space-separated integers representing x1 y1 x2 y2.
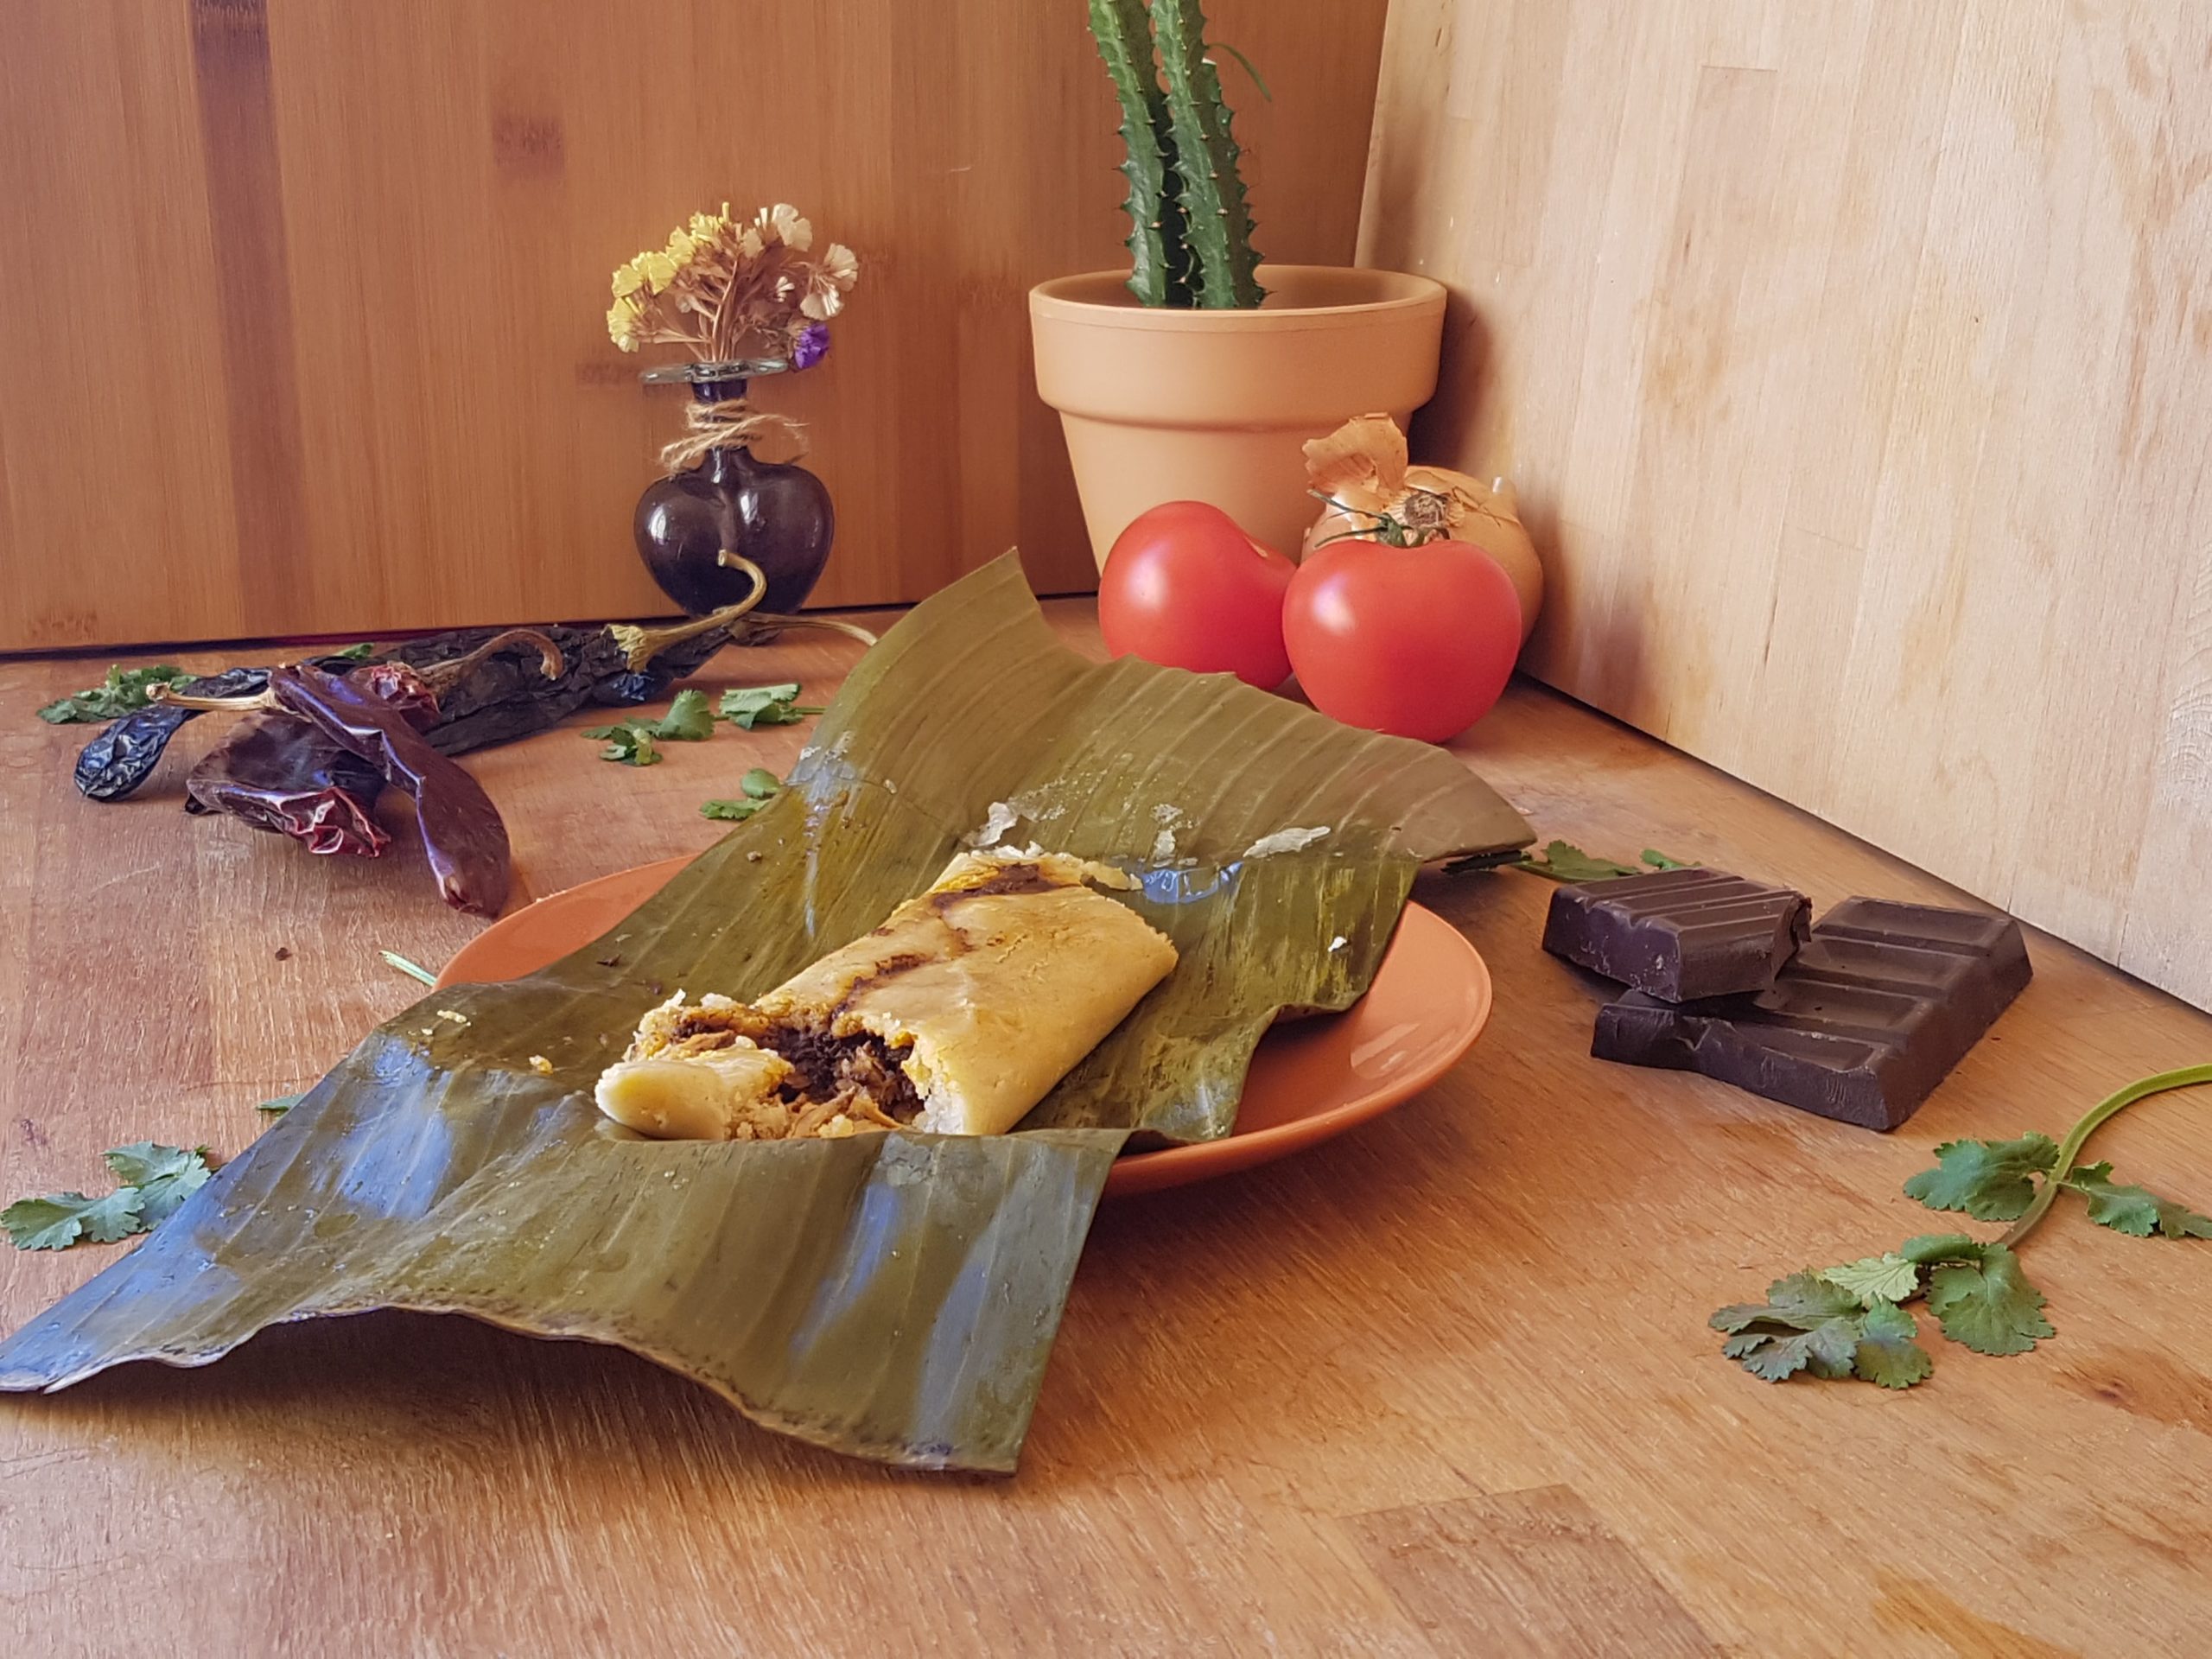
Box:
1084 0 1263 308
1148 0 1265 308
1088 0 1192 307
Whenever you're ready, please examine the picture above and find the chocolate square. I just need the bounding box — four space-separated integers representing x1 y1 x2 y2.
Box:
1543 867 1810 1001
1591 898 2032 1130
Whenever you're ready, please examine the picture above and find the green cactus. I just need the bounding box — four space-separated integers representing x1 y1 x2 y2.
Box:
1148 0 1265 308
1087 0 1193 307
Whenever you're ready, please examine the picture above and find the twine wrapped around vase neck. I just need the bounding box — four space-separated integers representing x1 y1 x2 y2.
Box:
658 397 809 474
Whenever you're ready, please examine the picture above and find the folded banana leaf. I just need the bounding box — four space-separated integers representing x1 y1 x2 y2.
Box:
0 554 1529 1471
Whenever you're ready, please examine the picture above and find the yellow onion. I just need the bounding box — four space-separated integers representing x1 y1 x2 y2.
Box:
1300 414 1542 640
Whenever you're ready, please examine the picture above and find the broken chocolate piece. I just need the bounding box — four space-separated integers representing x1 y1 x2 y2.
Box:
1592 897 2032 1130
1543 867 1810 1001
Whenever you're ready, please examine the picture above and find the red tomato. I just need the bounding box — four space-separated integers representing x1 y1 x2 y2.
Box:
1283 539 1522 741
1099 502 1295 690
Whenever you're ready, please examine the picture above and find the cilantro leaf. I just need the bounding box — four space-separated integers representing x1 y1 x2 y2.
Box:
1511 841 1645 882
2 1188 143 1250
1900 1232 1986 1266
718 683 823 730
103 1143 214 1227
645 689 716 742
1852 1299 1935 1389
327 641 378 662
2062 1162 2212 1239
1903 1134 2059 1220
1711 1270 1864 1334
1448 839 1692 880
721 681 798 715
1722 1314 1862 1382
37 664 193 724
582 723 661 766
702 767 785 821
1821 1252 1922 1306
1926 1244 2054 1356
6 1142 225 1251
581 696 715 759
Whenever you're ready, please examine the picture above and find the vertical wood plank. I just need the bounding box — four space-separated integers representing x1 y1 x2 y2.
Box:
0 0 239 648
1363 0 2212 1010
188 0 312 626
0 0 1388 647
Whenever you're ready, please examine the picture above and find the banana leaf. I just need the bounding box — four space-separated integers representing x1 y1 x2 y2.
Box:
0 553 1529 1471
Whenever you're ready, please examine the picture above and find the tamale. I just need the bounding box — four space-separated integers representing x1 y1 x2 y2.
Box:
598 850 1179 1141
0 554 1531 1471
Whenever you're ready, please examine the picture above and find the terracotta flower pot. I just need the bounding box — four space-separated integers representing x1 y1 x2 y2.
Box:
1029 264 1446 570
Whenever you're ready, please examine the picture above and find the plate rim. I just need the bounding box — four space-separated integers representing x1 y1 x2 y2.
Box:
438 856 1493 1198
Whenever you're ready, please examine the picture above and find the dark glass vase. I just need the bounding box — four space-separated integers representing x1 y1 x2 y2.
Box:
633 365 835 617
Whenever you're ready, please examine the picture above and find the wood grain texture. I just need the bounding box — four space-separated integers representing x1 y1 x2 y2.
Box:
7 610 2212 1654
0 0 1386 651
1350 1486 1721 1656
1358 0 2212 1011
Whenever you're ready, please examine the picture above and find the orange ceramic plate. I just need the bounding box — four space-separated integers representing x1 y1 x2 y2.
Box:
438 857 1492 1198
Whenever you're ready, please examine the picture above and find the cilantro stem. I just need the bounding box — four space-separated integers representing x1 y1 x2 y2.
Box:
1998 1065 2212 1251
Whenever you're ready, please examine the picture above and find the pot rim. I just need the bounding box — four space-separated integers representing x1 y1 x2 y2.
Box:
1029 264 1444 332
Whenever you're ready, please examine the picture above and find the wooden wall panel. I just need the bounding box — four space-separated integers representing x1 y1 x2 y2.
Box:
1361 0 2212 1010
0 0 1387 650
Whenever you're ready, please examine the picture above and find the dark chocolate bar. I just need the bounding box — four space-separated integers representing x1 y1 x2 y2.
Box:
1592 897 2031 1130
1543 867 1810 1001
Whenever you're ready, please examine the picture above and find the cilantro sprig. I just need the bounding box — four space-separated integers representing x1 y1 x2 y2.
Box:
1904 1128 2212 1238
36 664 194 724
584 684 822 765
1716 1065 2212 1389
583 687 723 765
1446 840 1688 882
702 767 784 822
718 683 823 729
3 1144 217 1251
585 723 661 766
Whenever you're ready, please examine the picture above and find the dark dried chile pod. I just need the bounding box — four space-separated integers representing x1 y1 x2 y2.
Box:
269 664 512 915
392 624 620 753
589 629 734 708
73 666 271 801
185 709 391 857
77 617 747 811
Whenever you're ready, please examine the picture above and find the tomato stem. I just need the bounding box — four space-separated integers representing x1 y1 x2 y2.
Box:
1307 490 1434 550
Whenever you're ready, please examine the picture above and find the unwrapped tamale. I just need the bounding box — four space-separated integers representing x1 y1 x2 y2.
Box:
596 849 1179 1140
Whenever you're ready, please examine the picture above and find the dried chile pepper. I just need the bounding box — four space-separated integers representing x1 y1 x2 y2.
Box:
70 615 760 800
64 569 868 829
388 625 619 753
268 664 511 915
184 709 391 857
72 667 270 801
382 622 736 744
589 627 734 708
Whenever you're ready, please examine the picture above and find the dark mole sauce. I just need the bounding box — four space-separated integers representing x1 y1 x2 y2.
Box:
661 868 1065 1125
766 1025 923 1123
933 863 1063 902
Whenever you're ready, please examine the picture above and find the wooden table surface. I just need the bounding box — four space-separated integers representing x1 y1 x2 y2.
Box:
3 604 2208 1657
